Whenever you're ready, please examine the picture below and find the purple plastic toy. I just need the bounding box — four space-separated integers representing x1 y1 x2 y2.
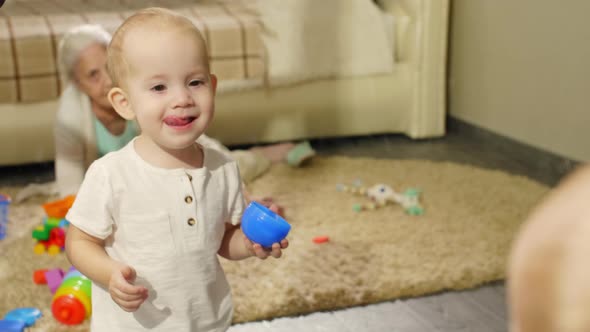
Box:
45 268 65 294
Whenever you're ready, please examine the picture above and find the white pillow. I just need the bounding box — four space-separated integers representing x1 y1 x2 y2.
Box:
255 0 395 86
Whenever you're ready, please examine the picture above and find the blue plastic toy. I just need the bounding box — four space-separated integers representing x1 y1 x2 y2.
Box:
241 201 291 248
0 319 25 332
0 193 11 240
3 307 42 327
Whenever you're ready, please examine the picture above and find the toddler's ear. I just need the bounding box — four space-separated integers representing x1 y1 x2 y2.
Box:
108 87 135 120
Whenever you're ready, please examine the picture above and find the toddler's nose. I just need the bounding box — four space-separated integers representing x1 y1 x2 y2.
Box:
174 88 194 108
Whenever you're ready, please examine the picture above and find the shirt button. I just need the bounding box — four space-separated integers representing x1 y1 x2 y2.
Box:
187 174 193 181
187 218 196 226
185 196 193 204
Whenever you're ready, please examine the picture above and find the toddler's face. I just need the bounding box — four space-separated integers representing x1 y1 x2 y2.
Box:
122 26 215 151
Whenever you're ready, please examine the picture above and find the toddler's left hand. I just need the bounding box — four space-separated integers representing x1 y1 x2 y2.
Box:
244 237 289 259
244 203 289 259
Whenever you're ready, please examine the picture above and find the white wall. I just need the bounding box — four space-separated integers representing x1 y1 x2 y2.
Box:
449 0 590 161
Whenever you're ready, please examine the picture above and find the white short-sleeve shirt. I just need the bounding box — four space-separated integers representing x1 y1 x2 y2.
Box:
66 139 246 332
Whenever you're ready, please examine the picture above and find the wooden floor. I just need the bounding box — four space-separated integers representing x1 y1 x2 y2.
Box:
0 118 576 331
229 282 507 332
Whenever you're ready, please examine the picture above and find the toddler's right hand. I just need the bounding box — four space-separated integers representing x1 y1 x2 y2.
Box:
109 265 148 312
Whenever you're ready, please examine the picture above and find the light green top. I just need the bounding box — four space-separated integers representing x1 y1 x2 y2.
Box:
94 119 139 157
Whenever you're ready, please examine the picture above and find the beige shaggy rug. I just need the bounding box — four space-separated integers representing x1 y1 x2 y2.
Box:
0 156 549 331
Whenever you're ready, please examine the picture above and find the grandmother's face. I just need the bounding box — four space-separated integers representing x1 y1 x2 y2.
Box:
73 42 112 109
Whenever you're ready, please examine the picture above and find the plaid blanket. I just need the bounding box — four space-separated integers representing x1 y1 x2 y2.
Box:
0 0 265 103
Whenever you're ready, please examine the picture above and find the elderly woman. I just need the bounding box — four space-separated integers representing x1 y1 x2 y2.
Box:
54 24 314 197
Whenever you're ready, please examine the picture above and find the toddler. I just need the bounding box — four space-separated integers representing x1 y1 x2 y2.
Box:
65 7 288 331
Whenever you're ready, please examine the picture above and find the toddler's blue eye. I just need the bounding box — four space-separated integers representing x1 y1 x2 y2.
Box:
152 84 166 92
189 80 203 87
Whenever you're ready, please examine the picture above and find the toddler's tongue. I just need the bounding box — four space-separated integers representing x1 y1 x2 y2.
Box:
164 116 194 126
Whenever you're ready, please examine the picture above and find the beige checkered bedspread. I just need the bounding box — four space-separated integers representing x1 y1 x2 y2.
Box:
0 0 265 103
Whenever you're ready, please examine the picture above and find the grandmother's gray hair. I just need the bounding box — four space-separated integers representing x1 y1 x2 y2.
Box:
57 24 111 86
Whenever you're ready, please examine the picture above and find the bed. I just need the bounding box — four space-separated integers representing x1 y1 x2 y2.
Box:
0 0 449 166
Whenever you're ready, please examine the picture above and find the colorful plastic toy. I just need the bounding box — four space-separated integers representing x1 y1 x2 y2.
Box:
337 181 424 215
3 307 42 327
31 196 74 254
52 268 92 325
32 217 68 255
33 268 65 293
241 201 291 248
0 193 11 240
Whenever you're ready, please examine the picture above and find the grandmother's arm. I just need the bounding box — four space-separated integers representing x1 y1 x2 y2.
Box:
54 92 88 196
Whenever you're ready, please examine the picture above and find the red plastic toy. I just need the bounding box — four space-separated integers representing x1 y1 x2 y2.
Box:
33 269 48 284
313 236 330 244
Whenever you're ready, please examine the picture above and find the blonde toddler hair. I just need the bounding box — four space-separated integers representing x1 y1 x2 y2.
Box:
107 7 209 89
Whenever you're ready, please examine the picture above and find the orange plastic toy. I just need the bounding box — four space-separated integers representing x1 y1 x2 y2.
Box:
42 195 75 219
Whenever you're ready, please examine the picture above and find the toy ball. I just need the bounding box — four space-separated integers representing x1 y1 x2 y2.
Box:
241 201 291 248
